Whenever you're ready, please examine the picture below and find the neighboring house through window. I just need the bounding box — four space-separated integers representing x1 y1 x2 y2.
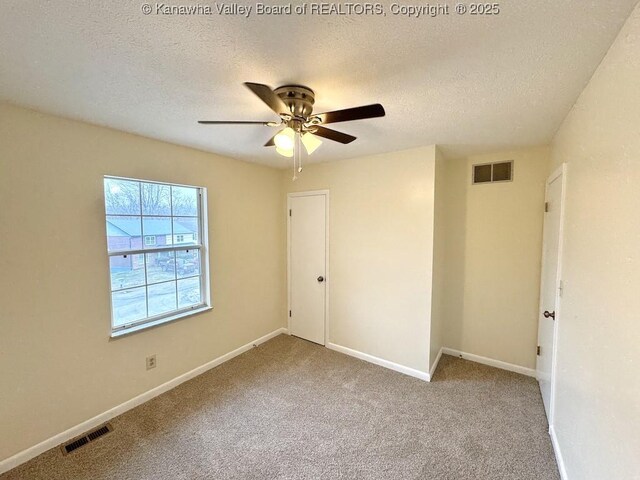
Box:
104 176 210 335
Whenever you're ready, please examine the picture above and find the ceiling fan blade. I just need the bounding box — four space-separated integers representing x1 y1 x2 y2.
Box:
198 121 270 125
244 82 290 116
264 135 276 147
312 126 356 144
316 104 385 124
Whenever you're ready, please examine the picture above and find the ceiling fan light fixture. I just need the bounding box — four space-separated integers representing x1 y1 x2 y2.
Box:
276 146 294 157
301 133 322 155
274 127 295 150
197 83 386 177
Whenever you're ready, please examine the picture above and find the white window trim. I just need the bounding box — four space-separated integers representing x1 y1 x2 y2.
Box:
105 176 211 337
110 306 213 338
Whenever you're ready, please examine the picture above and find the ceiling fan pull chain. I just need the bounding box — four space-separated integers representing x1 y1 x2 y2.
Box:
292 136 298 181
296 133 303 173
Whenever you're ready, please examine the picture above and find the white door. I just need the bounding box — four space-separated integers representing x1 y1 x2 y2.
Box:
288 192 327 345
536 165 565 420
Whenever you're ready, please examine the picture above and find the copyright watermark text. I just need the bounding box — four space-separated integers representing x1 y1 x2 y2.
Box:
140 2 501 18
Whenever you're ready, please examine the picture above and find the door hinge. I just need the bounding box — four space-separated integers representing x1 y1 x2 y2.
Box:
537 346 541 356
544 202 549 213
289 310 291 317
289 209 292 216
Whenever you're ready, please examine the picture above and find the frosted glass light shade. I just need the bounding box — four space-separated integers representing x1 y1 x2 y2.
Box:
276 146 294 157
274 127 295 150
301 133 322 155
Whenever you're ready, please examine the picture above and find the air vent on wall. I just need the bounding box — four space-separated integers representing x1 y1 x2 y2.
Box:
61 423 113 455
473 160 513 184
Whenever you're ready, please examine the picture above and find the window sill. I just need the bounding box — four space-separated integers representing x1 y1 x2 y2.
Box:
110 305 212 339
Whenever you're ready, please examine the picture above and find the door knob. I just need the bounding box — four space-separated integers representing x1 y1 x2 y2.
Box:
543 310 555 320
317 276 324 282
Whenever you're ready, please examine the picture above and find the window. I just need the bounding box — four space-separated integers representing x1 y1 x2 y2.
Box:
104 176 210 336
176 234 184 243
472 160 514 184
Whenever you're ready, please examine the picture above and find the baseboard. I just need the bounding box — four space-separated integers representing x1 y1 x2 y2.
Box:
549 425 568 480
0 327 289 475
429 347 443 379
441 347 536 377
327 342 431 382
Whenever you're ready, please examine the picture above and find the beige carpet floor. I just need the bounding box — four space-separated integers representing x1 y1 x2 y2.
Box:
2 334 560 479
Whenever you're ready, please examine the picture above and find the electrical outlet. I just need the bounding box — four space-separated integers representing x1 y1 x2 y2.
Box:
146 354 157 370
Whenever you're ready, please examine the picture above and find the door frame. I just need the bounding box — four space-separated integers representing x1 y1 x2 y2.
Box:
287 190 330 346
537 163 567 426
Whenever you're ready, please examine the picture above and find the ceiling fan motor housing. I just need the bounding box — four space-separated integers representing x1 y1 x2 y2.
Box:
274 85 315 119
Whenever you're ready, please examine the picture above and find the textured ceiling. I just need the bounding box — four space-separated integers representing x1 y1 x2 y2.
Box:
0 1 637 167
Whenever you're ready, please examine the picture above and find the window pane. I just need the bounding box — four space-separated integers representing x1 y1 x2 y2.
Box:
110 254 145 290
104 178 141 215
176 249 200 278
146 251 175 284
178 277 201 309
142 217 172 248
112 286 147 326
148 281 177 317
106 216 141 251
172 186 198 216
142 182 172 216
173 217 199 245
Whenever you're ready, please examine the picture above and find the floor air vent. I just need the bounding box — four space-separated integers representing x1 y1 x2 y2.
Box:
61 423 113 455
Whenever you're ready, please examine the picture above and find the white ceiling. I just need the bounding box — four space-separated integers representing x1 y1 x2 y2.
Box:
1 1 637 167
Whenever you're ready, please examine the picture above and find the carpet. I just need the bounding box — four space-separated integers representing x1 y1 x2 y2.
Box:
1 334 560 479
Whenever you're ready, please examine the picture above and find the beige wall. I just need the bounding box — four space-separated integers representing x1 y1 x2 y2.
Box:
0 103 286 461
429 147 447 369
442 147 550 369
548 4 640 478
283 146 436 373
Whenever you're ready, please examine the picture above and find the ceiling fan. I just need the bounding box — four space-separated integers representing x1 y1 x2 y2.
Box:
198 82 385 177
